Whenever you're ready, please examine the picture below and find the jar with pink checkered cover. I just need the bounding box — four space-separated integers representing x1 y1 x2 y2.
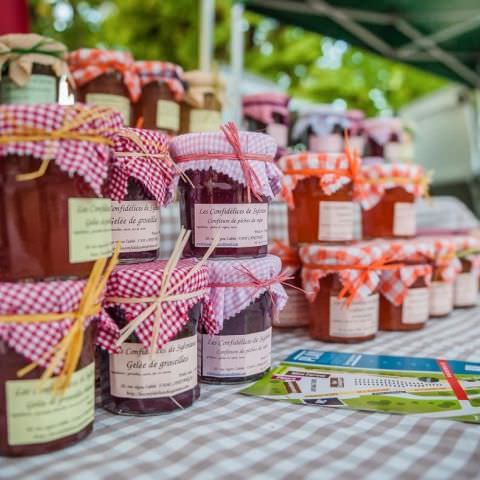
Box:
96 258 214 415
106 128 177 264
0 103 123 282
170 124 281 258
355 163 429 239
363 117 410 162
68 49 141 126
299 242 387 343
278 150 358 245
134 61 184 134
198 255 287 384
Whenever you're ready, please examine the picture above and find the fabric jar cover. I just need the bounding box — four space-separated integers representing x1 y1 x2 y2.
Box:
106 127 177 204
269 240 301 276
135 61 185 101
183 70 225 108
68 48 141 102
345 110 365 135
170 129 282 201
448 235 480 275
207 255 288 333
354 163 429 210
420 237 462 282
278 151 357 208
242 92 290 126
291 106 347 142
0 103 123 196
97 259 214 353
0 33 72 87
363 117 404 146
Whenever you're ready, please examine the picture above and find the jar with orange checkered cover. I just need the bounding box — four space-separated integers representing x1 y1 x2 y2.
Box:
278 150 358 246
299 243 385 343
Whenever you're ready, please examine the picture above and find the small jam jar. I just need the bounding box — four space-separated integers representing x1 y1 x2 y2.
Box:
0 278 97 457
68 49 141 126
106 128 176 263
180 70 224 133
0 104 122 281
363 117 403 160
134 61 184 134
242 92 290 148
356 163 428 239
98 259 211 415
170 128 281 259
300 243 381 343
198 255 287 384
279 152 356 245
0 33 71 105
345 110 365 155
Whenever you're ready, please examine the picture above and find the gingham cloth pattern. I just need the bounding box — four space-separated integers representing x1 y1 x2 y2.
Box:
0 278 99 371
363 117 403 146
278 151 354 208
292 107 348 141
447 234 480 276
207 255 288 332
68 49 141 102
106 127 176 203
135 61 185 101
299 243 386 302
354 163 428 210
242 92 290 126
170 130 282 201
421 237 462 282
97 259 214 353
0 103 123 196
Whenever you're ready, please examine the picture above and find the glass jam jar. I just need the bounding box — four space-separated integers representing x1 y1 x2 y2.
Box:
0 104 122 281
170 129 280 259
345 109 365 155
134 61 184 134
198 255 287 384
180 70 224 134
0 34 71 105
364 117 403 160
279 152 356 246
68 49 141 126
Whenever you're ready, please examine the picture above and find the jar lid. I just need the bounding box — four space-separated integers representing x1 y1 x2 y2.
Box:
0 33 71 86
134 61 185 101
242 92 290 126
68 48 141 101
183 69 225 108
207 255 287 332
170 126 282 201
97 259 212 353
363 117 403 145
0 103 123 196
107 127 176 204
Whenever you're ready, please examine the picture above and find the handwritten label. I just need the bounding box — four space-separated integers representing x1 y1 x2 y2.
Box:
69 198 113 263
318 201 354 241
6 363 94 446
199 328 272 378
85 93 131 125
194 203 268 248
309 133 343 153
109 338 197 398
0 74 56 104
189 109 222 132
156 99 180 132
454 272 478 307
111 200 160 253
429 281 454 316
266 123 288 148
402 287 429 324
393 202 416 236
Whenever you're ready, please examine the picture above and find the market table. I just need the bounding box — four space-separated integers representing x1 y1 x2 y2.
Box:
2 305 480 480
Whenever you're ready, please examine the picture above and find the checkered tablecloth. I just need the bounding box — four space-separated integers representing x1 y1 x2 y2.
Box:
3 303 480 480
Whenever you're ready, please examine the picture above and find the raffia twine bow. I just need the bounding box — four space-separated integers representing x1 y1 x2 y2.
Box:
105 228 220 354
0 244 120 393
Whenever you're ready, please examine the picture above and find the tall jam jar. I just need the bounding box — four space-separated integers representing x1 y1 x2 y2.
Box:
106 128 176 263
134 61 185 134
0 33 72 105
68 49 141 126
198 255 287 384
170 126 281 258
0 103 122 282
279 151 357 246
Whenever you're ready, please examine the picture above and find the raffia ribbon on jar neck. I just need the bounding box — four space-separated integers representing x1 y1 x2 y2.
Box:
0 34 71 86
0 104 116 182
0 245 120 392
105 228 220 354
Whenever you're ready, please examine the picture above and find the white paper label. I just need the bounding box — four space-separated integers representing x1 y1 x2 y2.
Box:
318 201 354 241
85 93 131 125
329 294 379 338
156 99 180 132
266 123 288 148
0 74 56 104
189 109 222 132
401 287 429 324
393 202 416 236
109 338 197 399
309 133 343 153
194 203 268 248
111 200 160 253
199 328 272 378
429 281 454 316
384 142 414 163
454 272 478 307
